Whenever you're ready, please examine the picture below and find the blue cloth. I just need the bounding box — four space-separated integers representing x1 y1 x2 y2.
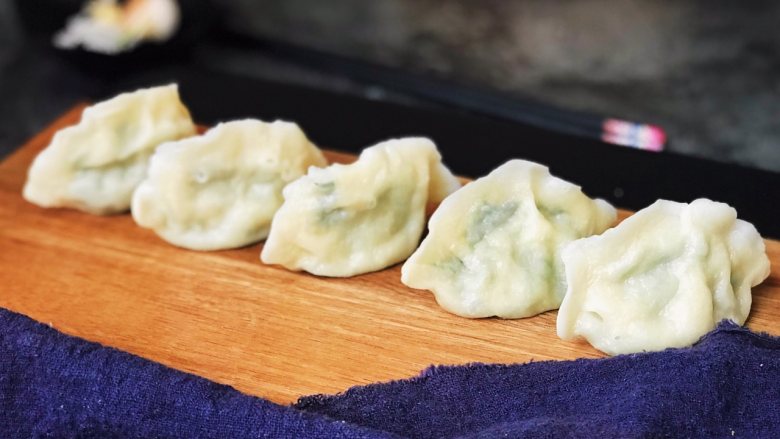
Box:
1 307 778 438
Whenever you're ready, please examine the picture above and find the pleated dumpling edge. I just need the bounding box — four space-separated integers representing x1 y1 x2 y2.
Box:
261 137 460 277
23 84 195 215
556 198 770 356
131 119 327 251
402 159 617 319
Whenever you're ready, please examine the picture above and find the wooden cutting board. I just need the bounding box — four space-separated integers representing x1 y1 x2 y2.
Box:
1 105 778 404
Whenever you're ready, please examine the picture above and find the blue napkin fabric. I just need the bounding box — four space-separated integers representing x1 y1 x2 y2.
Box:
1 307 778 438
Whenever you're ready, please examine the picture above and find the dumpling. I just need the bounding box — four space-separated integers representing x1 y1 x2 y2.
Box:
401 159 616 318
131 119 327 251
260 137 460 277
557 198 771 355
23 84 195 214
401 161 616 320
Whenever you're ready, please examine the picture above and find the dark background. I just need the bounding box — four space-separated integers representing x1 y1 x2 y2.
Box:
226 0 780 173
2 0 780 172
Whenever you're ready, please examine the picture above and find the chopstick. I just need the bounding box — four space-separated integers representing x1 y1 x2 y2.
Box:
212 28 666 151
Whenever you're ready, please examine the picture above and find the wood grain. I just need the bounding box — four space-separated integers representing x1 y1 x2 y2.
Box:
1 105 778 404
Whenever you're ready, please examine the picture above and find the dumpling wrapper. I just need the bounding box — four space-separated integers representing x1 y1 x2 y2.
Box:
23 84 195 214
401 159 616 318
557 198 771 356
132 119 327 251
261 137 460 277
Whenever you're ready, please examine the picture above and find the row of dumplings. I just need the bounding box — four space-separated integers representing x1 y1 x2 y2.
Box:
23 84 771 356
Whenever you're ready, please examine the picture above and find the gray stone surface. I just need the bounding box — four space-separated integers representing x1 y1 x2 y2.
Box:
224 0 780 171
1 1 778 173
